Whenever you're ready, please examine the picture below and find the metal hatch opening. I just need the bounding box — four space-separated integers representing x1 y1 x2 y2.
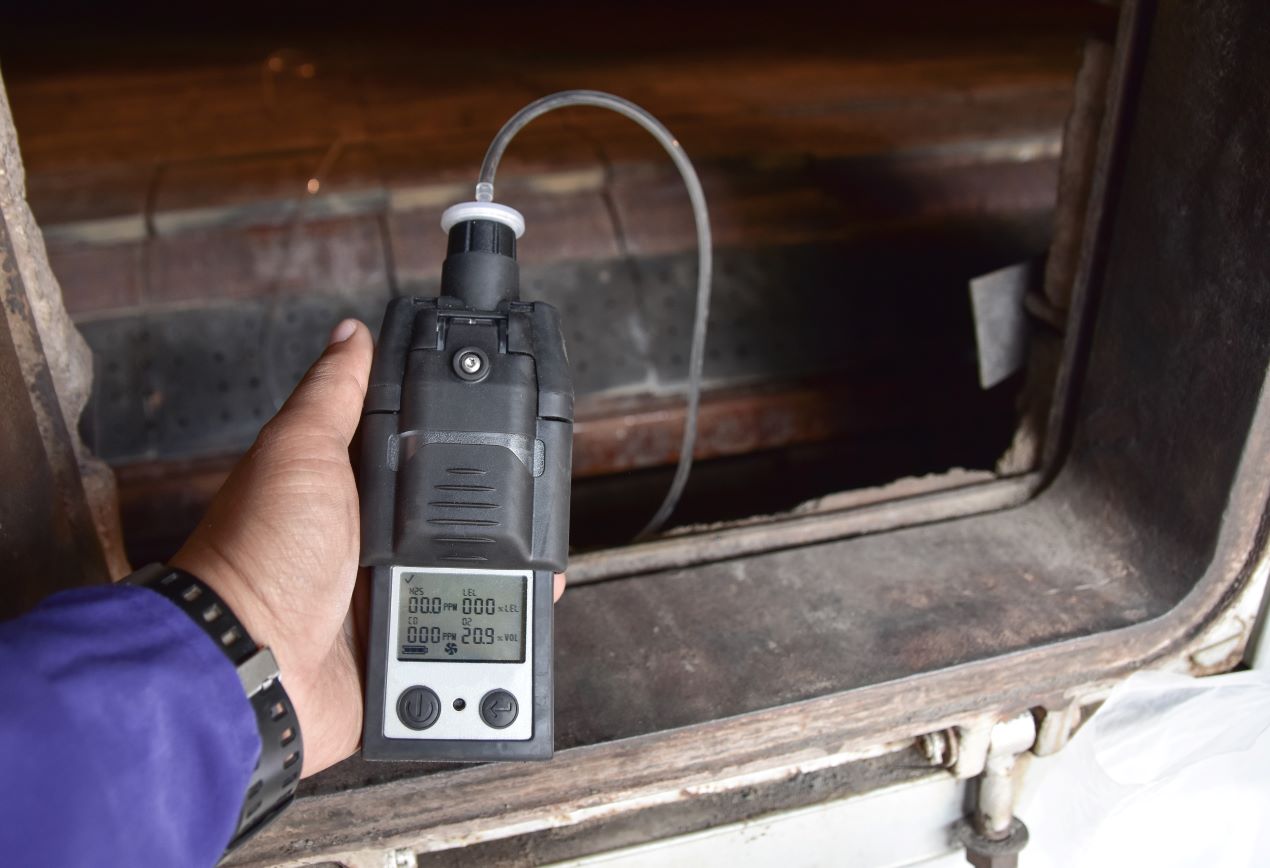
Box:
8 1 1270 864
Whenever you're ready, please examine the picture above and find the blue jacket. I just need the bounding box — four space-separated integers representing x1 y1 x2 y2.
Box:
0 584 261 866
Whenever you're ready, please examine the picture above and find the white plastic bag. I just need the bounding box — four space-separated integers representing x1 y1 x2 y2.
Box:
1017 669 1270 867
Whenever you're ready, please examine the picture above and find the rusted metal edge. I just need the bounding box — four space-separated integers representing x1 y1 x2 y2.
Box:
0 73 127 584
231 7 1270 862
559 0 1151 591
1040 0 1151 478
231 422 1270 868
560 15 1147 585
0 202 114 612
567 472 1041 585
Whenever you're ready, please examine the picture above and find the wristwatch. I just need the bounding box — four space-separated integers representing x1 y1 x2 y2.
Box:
126 563 302 853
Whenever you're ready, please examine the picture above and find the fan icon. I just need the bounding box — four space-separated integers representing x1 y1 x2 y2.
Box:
445 642 458 656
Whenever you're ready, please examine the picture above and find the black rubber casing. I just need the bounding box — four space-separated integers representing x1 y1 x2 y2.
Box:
359 218 572 761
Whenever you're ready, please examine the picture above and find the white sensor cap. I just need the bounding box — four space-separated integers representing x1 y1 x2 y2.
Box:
440 201 526 238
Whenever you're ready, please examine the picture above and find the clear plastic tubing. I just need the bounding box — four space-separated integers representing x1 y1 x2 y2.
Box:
477 90 713 540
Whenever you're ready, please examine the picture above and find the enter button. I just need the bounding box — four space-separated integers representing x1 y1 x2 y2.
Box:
479 689 518 729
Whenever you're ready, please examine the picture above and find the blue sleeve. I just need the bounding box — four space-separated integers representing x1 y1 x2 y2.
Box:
0 583 261 868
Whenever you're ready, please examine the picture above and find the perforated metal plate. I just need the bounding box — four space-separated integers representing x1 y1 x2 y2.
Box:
81 297 386 462
80 235 1035 463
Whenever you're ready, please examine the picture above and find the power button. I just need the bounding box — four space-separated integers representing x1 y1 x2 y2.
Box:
397 686 441 730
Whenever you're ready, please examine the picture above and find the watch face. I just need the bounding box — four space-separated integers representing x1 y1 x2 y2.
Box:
395 571 527 663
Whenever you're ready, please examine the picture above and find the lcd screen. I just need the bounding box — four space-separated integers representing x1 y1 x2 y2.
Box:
396 572 527 663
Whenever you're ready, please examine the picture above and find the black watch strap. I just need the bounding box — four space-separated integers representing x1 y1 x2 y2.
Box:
126 563 303 854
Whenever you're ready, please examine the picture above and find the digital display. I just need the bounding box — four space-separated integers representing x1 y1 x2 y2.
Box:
396 572 527 663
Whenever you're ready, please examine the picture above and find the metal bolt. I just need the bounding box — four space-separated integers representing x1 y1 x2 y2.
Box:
918 728 957 768
460 353 482 374
920 732 946 765
955 817 1029 868
388 848 418 868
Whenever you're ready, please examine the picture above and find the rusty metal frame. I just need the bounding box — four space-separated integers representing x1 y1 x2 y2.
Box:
0 206 113 615
227 1 1270 863
0 74 121 613
565 0 1145 589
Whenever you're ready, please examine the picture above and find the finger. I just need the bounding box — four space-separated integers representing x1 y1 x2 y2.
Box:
553 572 566 603
270 319 374 447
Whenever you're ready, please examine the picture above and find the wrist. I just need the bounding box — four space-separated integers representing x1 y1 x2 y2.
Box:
170 544 280 661
126 563 303 854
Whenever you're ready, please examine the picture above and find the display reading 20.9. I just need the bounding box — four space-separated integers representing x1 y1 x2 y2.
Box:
396 572 526 663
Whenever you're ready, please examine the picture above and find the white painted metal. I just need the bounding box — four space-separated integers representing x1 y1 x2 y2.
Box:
544 775 967 868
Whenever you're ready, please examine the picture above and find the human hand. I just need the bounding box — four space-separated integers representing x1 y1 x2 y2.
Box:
171 319 566 777
170 319 374 777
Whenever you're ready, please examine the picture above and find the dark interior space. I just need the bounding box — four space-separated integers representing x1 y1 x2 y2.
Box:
0 0 1107 563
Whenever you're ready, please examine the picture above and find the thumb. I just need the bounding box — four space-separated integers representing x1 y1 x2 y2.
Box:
269 319 374 446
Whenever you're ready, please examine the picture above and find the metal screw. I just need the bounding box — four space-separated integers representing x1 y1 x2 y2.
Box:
460 352 482 374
